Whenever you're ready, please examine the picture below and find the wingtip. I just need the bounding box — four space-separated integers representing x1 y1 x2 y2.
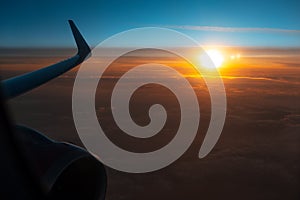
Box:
68 20 91 61
68 20 75 27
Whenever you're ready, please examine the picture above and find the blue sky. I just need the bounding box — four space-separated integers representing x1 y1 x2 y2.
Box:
0 0 299 47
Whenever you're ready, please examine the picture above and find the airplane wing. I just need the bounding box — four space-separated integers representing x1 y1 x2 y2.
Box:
1 20 91 100
0 21 107 199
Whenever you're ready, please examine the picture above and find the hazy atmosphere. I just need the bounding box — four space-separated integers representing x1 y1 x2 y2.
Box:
1 0 299 199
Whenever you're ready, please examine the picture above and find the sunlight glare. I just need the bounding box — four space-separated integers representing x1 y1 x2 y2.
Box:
200 49 224 69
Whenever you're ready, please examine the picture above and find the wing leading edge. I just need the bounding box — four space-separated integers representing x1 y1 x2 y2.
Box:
1 20 91 100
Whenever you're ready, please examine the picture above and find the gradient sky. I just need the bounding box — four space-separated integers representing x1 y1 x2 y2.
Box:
0 0 300 47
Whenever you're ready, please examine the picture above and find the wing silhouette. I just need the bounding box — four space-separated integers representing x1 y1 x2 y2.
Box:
0 21 107 199
1 20 91 99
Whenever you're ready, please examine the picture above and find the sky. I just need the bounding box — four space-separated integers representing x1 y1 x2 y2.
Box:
0 0 300 47
1 1 299 198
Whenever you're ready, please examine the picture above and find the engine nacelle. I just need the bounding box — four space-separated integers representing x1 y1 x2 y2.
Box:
14 125 107 200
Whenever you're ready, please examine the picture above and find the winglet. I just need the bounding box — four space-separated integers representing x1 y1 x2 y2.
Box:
68 20 91 61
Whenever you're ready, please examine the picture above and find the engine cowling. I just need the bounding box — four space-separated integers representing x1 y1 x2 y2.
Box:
14 125 107 200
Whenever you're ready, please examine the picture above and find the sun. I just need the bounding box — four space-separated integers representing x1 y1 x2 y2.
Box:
199 49 224 69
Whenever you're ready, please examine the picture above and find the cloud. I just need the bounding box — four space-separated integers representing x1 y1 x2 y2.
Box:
166 25 300 34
